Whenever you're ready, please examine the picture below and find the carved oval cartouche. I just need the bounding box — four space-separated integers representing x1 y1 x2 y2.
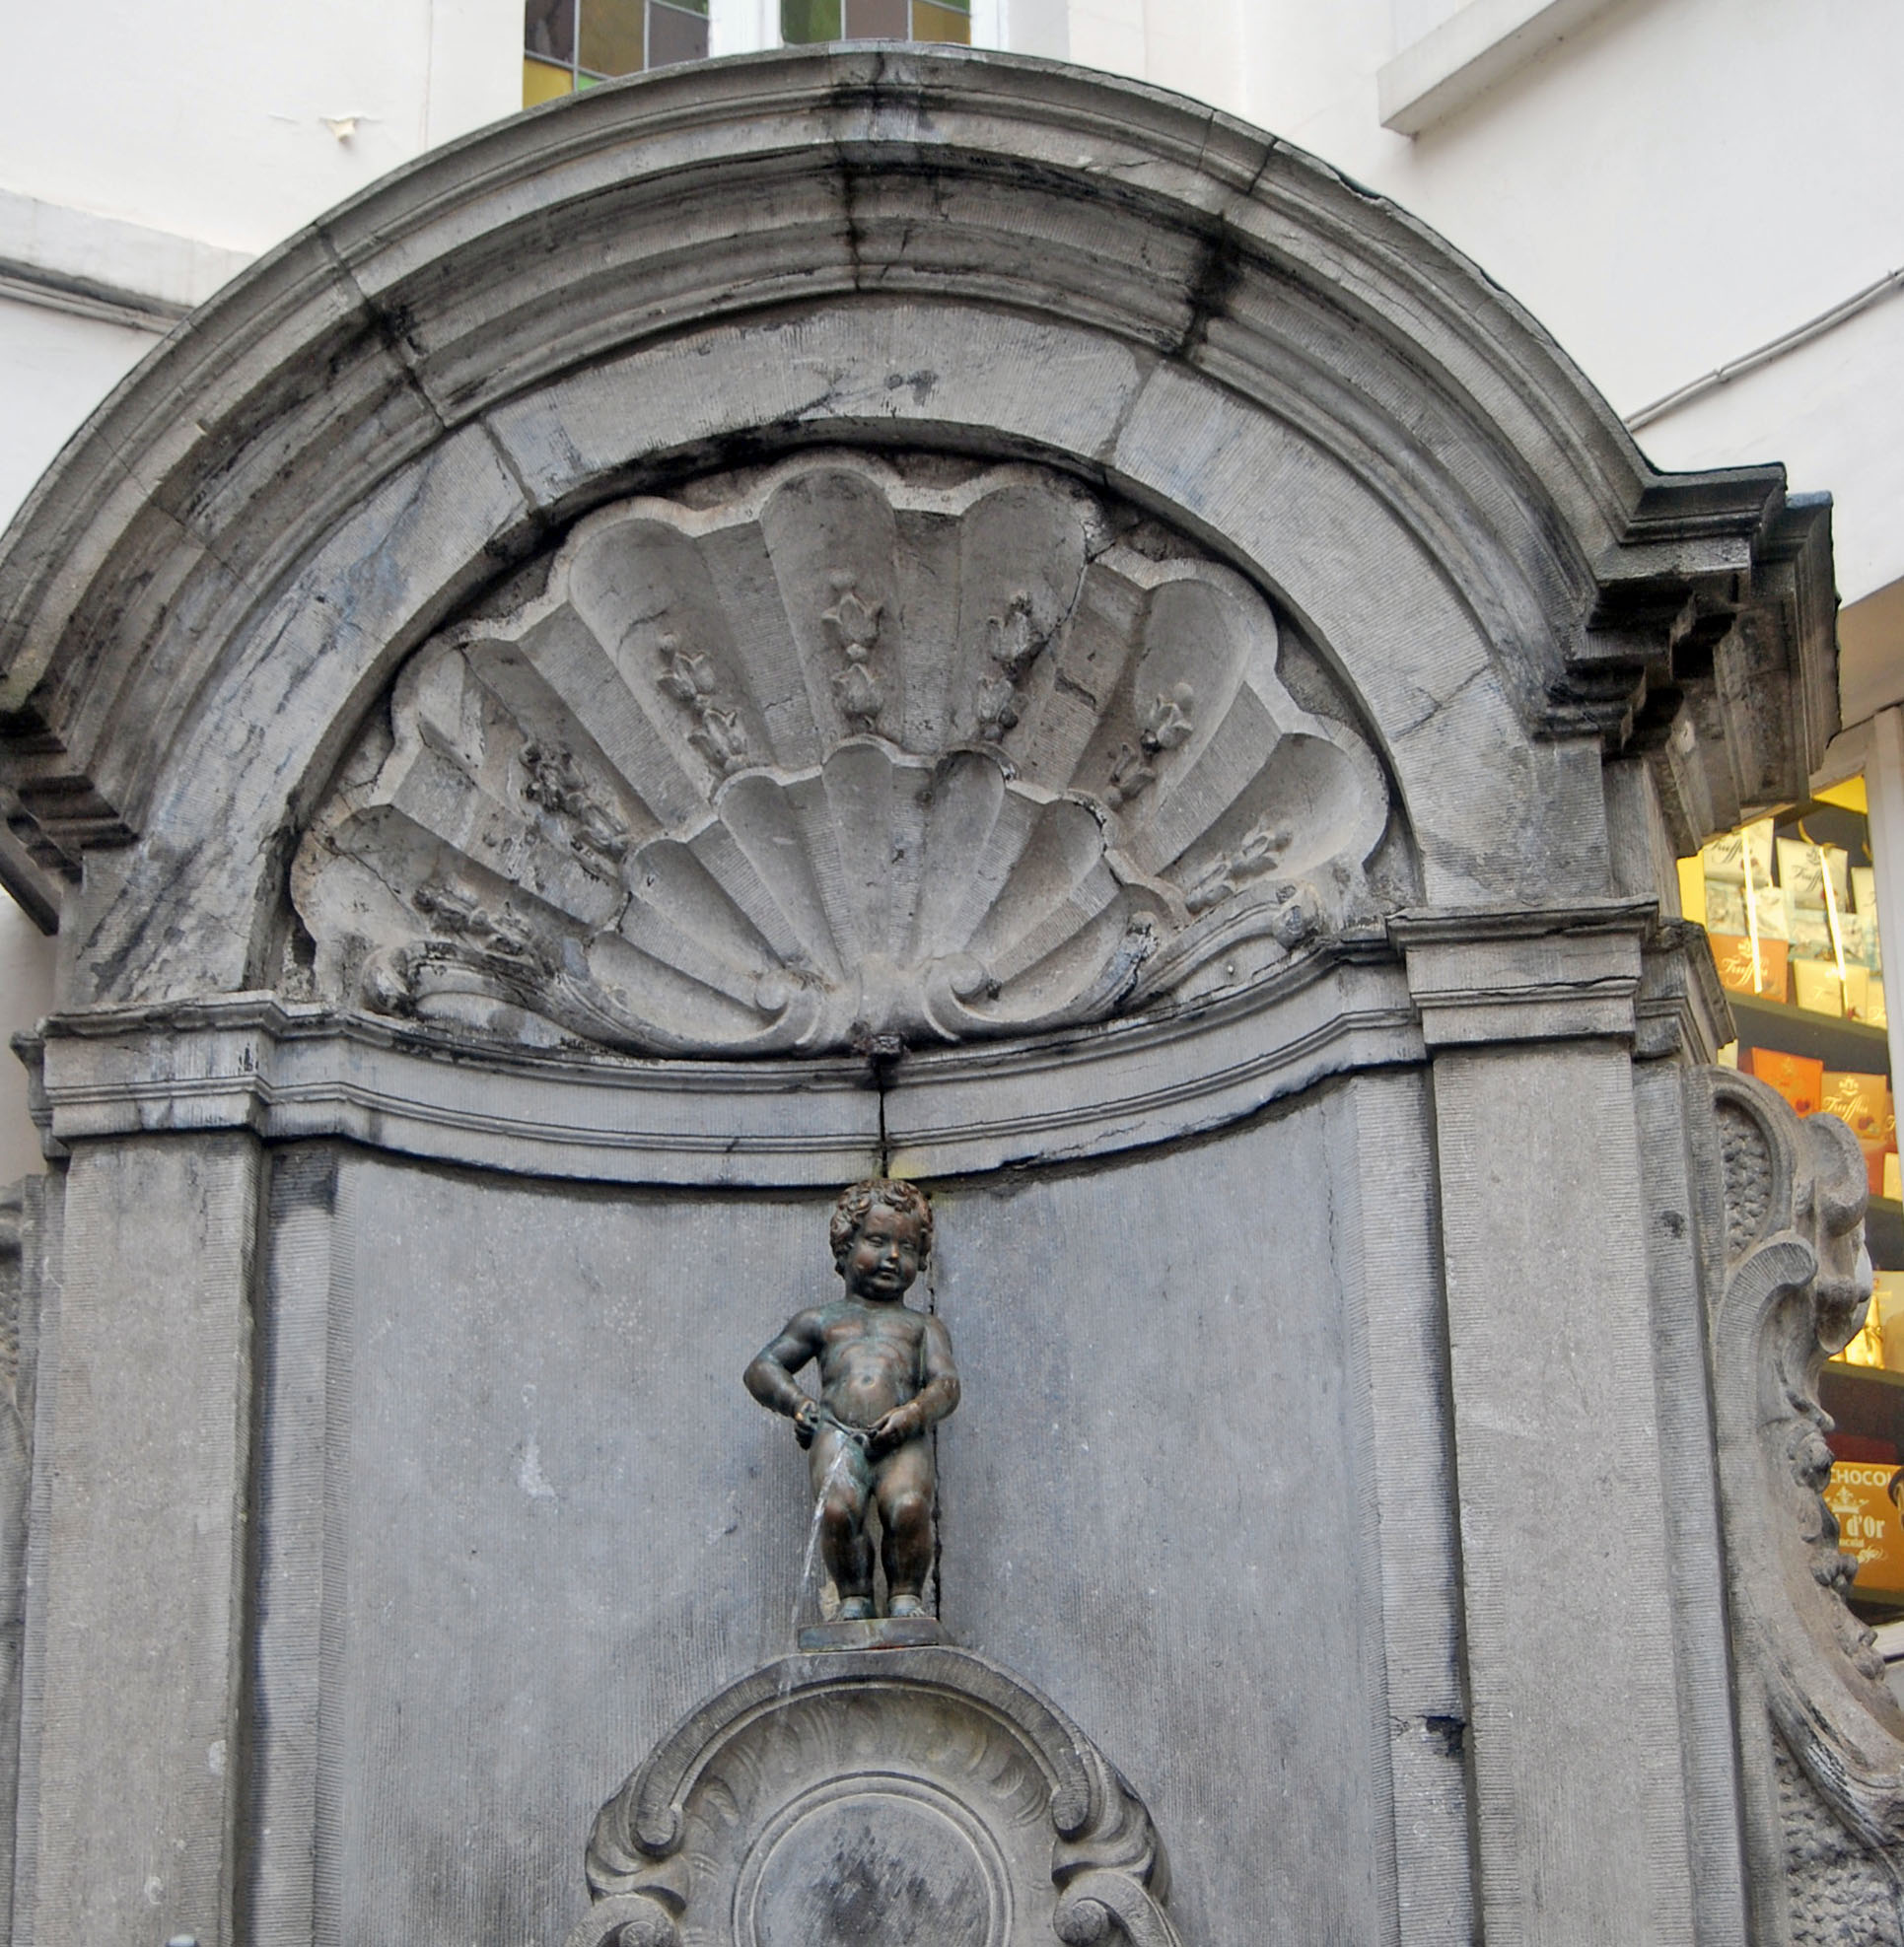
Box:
293 452 1394 1058
566 1646 1183 1947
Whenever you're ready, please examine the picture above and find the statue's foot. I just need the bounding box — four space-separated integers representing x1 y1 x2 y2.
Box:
836 1595 875 1622
887 1593 926 1619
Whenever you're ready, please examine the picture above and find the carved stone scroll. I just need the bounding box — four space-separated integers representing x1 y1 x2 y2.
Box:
563 1646 1183 1947
294 452 1396 1060
1696 1070 1904 1938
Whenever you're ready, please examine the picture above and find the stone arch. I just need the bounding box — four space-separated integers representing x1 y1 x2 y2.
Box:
0 46 1831 1012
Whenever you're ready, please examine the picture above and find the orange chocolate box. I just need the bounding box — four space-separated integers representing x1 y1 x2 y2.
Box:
1710 933 1789 1003
1747 1047 1824 1118
1821 1071 1897 1197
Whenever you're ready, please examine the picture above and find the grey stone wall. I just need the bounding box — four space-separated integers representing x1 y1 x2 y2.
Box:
246 1075 1434 1947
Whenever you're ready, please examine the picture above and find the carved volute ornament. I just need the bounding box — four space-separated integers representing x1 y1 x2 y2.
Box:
565 1648 1184 1947
292 452 1395 1060
1696 1071 1904 1938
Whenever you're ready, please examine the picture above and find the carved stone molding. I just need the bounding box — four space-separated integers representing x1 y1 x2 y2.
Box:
21 943 1422 1183
292 452 1396 1061
563 1646 1182 1947
1694 1069 1904 1937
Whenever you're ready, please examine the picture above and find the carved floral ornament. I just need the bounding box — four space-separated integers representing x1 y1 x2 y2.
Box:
1701 1071 1904 1924
293 453 1396 1059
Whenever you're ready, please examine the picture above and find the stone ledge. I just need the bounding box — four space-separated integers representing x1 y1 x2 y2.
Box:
1391 899 1653 1047
23 950 1426 1182
1377 0 1624 137
22 911 1726 1175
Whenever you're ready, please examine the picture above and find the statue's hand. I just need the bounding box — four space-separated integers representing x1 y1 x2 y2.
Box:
792 1398 821 1448
866 1405 919 1458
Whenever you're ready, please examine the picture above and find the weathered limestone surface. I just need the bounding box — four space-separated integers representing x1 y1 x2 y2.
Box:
292 452 1398 1061
1433 1039 1698 1941
0 52 1832 1001
0 44 1880 1947
19 1135 258 1947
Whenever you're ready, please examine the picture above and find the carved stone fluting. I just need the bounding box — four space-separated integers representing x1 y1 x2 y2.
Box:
292 452 1396 1059
1696 1070 1904 1933
561 1646 1184 1947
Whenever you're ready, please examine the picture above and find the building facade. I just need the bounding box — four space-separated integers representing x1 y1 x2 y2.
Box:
5 10 1904 1945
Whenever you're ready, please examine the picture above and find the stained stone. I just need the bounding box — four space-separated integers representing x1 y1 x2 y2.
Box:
292 452 1393 1061
0 45 1875 1947
743 1787 1000 1947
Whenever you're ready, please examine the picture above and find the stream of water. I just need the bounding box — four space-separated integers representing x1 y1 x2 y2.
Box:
792 1433 861 1643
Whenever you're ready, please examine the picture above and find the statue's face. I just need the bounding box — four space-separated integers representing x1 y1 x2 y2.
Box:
844 1205 924 1301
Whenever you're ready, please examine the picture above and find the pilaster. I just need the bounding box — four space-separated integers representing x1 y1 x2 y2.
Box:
1401 908 1710 1943
18 1133 259 1947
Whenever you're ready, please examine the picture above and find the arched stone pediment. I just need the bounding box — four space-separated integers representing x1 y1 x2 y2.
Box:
0 46 1832 1010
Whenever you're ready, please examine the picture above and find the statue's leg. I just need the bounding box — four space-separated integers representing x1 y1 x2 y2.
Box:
874 1439 935 1616
810 1427 874 1615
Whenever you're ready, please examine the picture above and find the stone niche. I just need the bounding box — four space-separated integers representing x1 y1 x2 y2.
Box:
290 450 1402 1058
0 42 1891 1947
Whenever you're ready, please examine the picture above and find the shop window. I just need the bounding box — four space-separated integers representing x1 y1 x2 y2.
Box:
525 0 709 106
1680 778 1904 1620
781 0 971 44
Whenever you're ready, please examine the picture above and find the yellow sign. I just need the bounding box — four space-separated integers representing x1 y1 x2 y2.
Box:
1825 1462 1904 1596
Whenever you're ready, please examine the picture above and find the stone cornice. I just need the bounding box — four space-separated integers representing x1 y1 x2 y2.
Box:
1389 898 1655 1048
19 944 1423 1183
18 901 1737 1176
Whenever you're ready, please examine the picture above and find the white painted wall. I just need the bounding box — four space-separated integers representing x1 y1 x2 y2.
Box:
0 1 523 533
1065 0 1904 606
0 0 523 254
0 299 153 531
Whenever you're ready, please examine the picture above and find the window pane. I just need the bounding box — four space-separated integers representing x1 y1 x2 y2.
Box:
523 56 575 105
525 0 576 61
580 0 646 75
782 0 843 41
665 0 709 11
910 0 971 39
648 1 709 64
844 0 907 35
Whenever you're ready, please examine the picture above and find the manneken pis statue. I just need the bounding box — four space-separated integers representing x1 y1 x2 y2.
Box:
743 1179 959 1620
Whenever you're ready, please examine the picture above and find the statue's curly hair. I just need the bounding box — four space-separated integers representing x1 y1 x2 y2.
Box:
829 1178 934 1270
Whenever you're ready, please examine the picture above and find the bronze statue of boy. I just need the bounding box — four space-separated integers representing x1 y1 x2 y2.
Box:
743 1179 959 1621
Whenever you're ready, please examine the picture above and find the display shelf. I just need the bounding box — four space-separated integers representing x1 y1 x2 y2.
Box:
1728 991 1889 1072
1822 1361 1904 1453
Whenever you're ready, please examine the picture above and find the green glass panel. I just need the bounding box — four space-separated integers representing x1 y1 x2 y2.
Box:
782 0 842 41
911 0 970 37
525 0 576 60
576 69 603 86
581 0 646 75
648 1 710 64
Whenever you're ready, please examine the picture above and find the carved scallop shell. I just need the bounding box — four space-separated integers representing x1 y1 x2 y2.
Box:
293 453 1393 1056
